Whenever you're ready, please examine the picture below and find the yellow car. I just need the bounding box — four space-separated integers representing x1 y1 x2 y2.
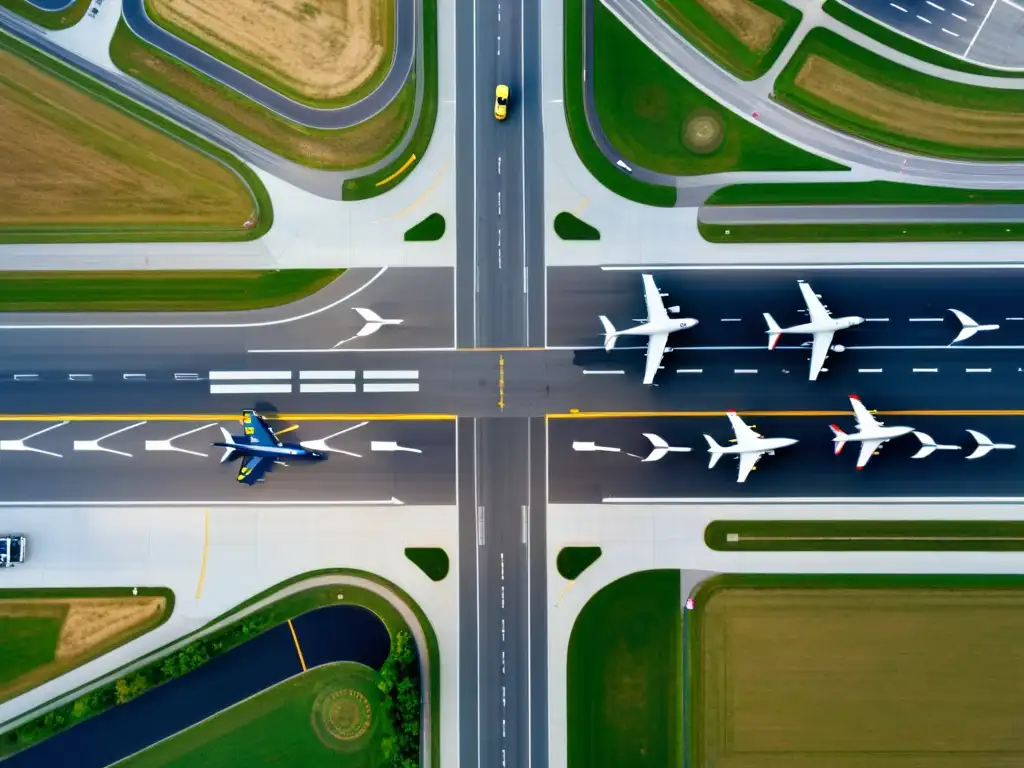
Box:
494 84 509 121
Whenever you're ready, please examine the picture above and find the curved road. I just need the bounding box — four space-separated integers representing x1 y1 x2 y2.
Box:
3 575 436 768
120 0 415 128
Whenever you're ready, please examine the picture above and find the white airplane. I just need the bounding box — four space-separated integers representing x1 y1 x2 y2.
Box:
829 395 915 470
911 431 961 459
965 429 1016 460
948 309 999 345
354 307 403 337
599 273 698 385
762 281 864 381
703 411 798 483
641 433 692 462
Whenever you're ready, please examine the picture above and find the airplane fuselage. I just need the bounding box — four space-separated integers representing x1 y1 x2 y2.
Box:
719 437 798 455
618 318 698 337
212 440 326 461
839 426 915 443
782 316 863 335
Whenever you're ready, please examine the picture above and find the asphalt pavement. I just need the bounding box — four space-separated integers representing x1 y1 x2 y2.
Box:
699 203 1024 225
4 605 391 767
550 415 1024 502
840 0 992 58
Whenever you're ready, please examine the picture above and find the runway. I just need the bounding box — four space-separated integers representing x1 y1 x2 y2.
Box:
549 415 1024 503
0 418 456 503
698 203 1024 225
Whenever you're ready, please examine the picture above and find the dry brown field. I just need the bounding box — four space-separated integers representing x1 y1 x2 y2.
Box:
697 586 1024 767
693 0 782 53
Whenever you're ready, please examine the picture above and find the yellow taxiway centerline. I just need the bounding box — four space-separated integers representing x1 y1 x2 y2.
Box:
0 413 456 422
195 510 210 600
548 410 1024 419
288 619 308 672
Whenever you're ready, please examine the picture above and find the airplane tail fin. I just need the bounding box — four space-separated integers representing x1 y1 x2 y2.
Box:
643 433 668 463
218 428 238 464
762 313 783 351
703 434 723 468
599 315 618 351
354 307 384 324
828 424 847 455
911 431 937 460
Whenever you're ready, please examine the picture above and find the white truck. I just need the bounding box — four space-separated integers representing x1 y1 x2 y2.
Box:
0 535 26 567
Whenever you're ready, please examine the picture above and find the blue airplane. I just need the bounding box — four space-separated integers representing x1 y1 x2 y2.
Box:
212 410 326 485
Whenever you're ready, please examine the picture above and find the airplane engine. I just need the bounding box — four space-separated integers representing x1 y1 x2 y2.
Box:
668 305 680 313
832 344 845 353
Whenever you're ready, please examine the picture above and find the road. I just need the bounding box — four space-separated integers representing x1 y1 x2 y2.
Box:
699 203 1024 225
5 604 391 767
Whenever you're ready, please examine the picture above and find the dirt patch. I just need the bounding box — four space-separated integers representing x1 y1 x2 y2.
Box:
56 597 166 659
794 54 1024 149
0 48 253 228
692 0 782 54
682 108 725 153
148 0 391 102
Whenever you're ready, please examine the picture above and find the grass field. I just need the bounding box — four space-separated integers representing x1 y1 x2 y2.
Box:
145 0 394 108
109 19 412 171
0 32 265 242
704 520 1024 551
823 0 1024 78
775 27 1024 160
0 270 343 311
567 569 682 768
556 546 602 578
0 587 172 704
404 547 450 580
700 220 1024 242
553 212 600 240
0 0 90 29
690 574 1024 767
704 180 1024 205
594 5 844 177
646 0 802 79
117 662 388 767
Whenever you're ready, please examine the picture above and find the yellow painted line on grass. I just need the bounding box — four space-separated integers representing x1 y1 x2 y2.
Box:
548 410 1024 419
0 413 456 422
288 619 308 672
195 510 209 600
384 156 450 221
375 154 417 187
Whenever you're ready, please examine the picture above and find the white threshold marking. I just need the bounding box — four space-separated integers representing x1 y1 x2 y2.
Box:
916 14 932 22
734 369 758 374
362 370 419 380
952 11 968 19
864 318 889 322
959 0 974 6
891 2 907 9
13 374 37 381
942 27 959 35
299 370 355 380
210 384 293 394
363 383 420 393
909 317 943 322
677 368 703 374
209 370 291 380
859 368 883 373
913 368 939 373
582 369 625 375
966 368 992 373
927 0 945 8
299 383 357 393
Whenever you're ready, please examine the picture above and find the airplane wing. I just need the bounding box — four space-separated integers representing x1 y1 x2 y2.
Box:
807 330 835 381
798 282 832 324
855 438 885 470
641 274 670 325
643 332 669 385
726 411 762 443
849 396 881 431
242 410 281 447
236 454 272 485
736 451 762 483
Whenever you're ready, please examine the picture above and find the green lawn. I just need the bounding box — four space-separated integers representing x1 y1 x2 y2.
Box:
705 180 1024 205
705 520 1024 551
109 20 413 172
700 220 1024 242
0 270 343 311
556 547 602 578
594 4 844 176
0 0 90 29
404 548 450 581
117 662 388 767
563 0 676 206
342 0 439 199
774 27 1024 160
553 212 601 241
0 615 66 688
823 0 1024 78
567 569 682 768
403 212 446 242
644 0 802 79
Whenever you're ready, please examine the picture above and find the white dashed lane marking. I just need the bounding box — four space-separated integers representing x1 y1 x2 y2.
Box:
913 368 939 373
734 369 758 374
966 368 992 373
858 368 884 373
676 369 703 374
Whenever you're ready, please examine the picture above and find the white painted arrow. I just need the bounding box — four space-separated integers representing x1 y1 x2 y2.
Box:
371 441 423 454
572 441 621 453
299 422 367 457
74 422 147 457
0 422 67 458
145 423 218 458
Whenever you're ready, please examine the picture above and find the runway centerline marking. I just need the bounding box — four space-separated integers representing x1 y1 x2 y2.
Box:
909 317 944 322
287 619 307 672
858 368 883 373
966 368 992 373
913 368 939 373
582 369 624 375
